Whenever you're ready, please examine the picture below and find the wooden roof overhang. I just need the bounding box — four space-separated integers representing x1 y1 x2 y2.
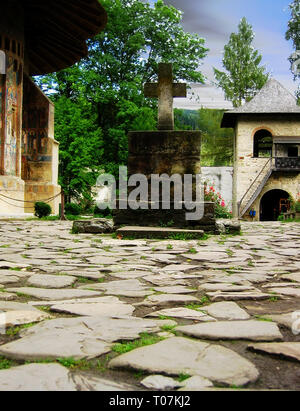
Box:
22 0 107 75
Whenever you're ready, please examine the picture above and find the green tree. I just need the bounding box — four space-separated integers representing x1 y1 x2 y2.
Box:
174 109 234 166
214 17 269 107
38 0 208 200
286 0 300 99
54 96 103 204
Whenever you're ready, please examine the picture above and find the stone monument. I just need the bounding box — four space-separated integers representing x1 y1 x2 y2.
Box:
114 63 215 232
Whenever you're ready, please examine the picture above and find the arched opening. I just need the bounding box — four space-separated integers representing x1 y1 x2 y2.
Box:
260 189 290 221
253 129 273 158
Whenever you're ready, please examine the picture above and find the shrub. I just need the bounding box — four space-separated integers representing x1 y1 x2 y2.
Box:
204 184 232 219
296 200 300 213
65 203 81 216
277 214 285 222
94 205 112 218
34 202 52 219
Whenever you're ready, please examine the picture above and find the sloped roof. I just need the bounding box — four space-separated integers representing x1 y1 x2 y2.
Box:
22 0 107 75
222 79 300 128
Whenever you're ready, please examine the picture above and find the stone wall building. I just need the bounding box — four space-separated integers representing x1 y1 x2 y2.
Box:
0 1 107 214
222 79 300 221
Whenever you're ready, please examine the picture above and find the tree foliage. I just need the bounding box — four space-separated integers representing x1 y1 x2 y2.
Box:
174 108 234 166
286 0 300 99
214 17 269 107
38 0 208 203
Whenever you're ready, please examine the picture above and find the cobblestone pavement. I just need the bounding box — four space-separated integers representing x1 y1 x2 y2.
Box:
0 220 299 391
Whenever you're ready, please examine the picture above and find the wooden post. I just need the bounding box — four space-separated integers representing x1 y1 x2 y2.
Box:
60 190 66 221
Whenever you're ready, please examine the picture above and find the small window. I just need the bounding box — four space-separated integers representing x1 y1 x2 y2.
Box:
5 38 10 51
288 146 298 158
253 130 273 158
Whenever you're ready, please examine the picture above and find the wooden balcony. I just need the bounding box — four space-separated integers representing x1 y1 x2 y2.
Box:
274 157 300 171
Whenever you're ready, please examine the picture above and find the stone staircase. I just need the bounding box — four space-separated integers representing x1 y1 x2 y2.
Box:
238 158 273 218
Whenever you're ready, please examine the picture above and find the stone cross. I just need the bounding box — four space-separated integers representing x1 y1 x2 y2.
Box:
144 63 187 130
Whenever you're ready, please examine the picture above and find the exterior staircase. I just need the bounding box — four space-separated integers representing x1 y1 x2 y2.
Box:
238 158 273 218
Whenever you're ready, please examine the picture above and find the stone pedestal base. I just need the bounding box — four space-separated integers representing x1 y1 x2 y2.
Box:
114 202 216 233
113 129 217 233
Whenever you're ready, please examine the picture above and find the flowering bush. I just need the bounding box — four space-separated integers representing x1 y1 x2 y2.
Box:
204 184 232 219
296 192 300 213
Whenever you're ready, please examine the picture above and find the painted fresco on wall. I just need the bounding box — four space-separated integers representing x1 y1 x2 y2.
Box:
0 74 3 167
4 56 18 176
22 75 52 181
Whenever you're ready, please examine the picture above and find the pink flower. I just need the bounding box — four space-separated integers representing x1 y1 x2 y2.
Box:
221 200 225 207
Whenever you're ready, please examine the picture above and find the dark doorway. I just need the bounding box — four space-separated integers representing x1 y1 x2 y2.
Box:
288 146 298 157
253 130 273 158
260 189 290 221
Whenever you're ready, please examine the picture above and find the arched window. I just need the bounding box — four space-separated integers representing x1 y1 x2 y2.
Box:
253 129 273 158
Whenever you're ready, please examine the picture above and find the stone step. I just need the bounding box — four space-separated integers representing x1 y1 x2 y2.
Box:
116 226 204 239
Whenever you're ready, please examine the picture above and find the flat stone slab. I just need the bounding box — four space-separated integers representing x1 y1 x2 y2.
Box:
0 309 51 328
0 292 16 301
142 274 189 287
153 286 197 294
109 337 259 387
206 291 272 302
161 264 199 273
0 364 76 391
0 363 136 391
117 227 204 240
110 270 153 279
177 320 283 342
71 373 136 391
177 375 214 390
263 312 298 332
6 287 102 301
248 343 300 362
0 269 30 284
142 294 200 306
80 279 153 298
140 375 184 390
27 274 77 289
199 283 254 293
58 270 106 280
146 307 215 322
182 252 228 261
0 316 162 361
201 302 250 321
267 287 300 298
281 273 300 283
50 296 135 317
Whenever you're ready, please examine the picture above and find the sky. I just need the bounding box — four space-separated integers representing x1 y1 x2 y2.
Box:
159 0 296 110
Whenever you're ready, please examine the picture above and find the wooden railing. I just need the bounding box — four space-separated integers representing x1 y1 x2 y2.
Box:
275 157 300 170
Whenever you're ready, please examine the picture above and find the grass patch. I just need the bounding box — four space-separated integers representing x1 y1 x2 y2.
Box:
186 297 210 310
160 324 177 332
0 357 16 370
76 277 94 284
177 373 191 383
57 357 93 370
6 323 36 337
226 249 234 257
112 333 164 355
254 316 273 322
198 233 210 242
188 248 197 254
